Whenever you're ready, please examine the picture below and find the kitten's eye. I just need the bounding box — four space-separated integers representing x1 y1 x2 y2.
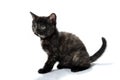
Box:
41 26 46 30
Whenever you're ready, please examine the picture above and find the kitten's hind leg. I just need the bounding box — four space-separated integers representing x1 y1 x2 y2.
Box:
71 50 91 72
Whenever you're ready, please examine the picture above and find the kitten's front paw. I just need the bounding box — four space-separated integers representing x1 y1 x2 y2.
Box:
38 69 50 74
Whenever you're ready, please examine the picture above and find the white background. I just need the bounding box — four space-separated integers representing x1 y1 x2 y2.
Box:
0 0 120 80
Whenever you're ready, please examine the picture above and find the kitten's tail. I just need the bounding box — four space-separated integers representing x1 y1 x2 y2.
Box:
90 37 107 63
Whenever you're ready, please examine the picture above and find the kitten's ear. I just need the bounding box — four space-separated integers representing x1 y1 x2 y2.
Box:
30 12 38 20
48 13 56 24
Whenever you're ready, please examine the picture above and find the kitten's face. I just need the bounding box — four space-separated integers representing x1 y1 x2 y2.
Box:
30 12 56 38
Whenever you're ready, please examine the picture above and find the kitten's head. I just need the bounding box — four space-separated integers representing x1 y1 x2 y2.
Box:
30 12 57 39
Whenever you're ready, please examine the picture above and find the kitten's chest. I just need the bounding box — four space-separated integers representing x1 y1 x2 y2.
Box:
41 40 50 51
41 40 58 55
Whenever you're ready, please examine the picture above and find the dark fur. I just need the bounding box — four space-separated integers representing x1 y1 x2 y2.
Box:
30 12 107 74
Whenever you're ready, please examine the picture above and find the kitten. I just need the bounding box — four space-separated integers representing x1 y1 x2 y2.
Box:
30 12 107 74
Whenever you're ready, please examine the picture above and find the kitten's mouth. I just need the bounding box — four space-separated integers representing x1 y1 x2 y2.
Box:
35 32 46 38
38 34 46 38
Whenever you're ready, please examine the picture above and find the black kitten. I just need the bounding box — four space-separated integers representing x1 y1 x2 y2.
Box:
30 12 107 74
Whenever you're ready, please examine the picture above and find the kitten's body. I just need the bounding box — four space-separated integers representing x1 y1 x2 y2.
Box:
30 12 107 73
